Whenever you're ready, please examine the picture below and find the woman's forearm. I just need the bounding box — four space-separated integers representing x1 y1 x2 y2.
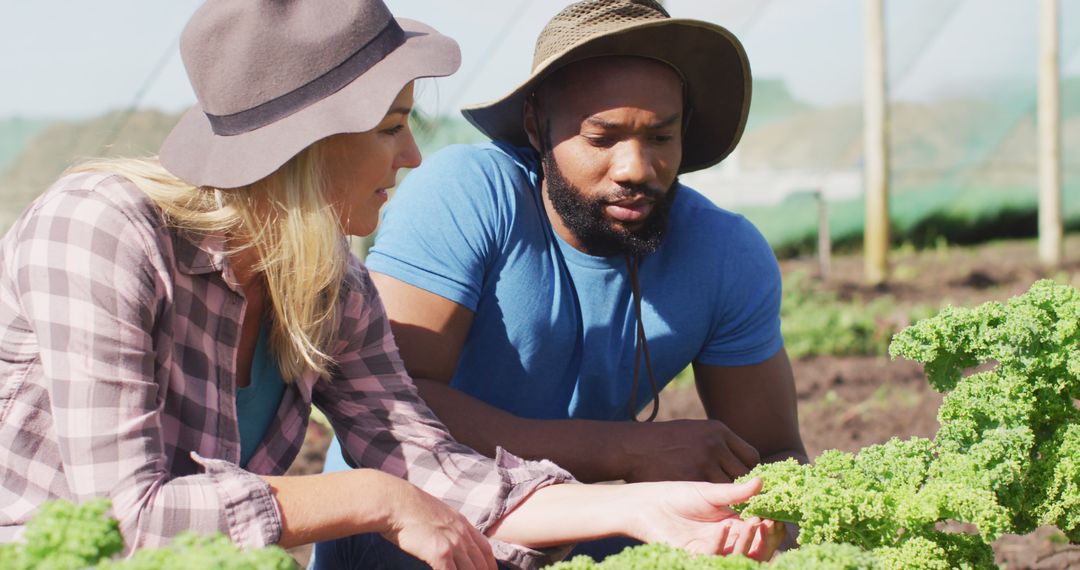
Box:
263 468 497 569
488 479 779 561
261 469 398 548
486 483 637 548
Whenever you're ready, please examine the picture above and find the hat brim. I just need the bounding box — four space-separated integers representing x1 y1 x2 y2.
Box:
159 19 460 189
461 19 750 174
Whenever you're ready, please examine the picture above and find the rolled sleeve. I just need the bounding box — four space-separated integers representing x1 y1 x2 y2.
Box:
314 262 575 568
190 453 282 548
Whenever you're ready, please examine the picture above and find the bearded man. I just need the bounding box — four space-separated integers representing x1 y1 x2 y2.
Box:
325 1 806 555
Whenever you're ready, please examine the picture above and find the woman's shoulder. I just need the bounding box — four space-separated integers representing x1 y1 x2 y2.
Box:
341 254 376 300
27 170 166 234
2 170 173 279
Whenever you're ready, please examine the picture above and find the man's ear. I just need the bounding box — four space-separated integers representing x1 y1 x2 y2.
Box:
523 97 542 152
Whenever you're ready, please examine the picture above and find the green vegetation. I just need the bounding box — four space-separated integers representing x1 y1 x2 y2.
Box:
545 541 884 569
739 280 1080 568
552 280 1080 569
746 183 1080 259
0 499 295 570
780 271 933 359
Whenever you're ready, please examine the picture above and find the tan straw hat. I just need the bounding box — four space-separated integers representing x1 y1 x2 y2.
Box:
461 0 750 174
159 0 460 189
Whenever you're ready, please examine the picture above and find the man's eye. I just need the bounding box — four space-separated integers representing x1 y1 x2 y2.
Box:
584 135 615 147
651 134 675 144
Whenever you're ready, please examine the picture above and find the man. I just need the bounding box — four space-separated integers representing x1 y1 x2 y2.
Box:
329 0 806 487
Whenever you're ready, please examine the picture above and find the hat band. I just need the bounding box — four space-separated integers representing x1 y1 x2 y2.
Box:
205 19 406 136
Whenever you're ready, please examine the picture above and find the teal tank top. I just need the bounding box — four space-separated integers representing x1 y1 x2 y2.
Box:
236 321 287 468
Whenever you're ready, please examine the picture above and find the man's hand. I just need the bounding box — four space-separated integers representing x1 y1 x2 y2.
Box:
620 419 761 483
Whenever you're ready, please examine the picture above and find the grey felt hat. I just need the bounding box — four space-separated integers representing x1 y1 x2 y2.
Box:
461 0 750 174
159 0 460 189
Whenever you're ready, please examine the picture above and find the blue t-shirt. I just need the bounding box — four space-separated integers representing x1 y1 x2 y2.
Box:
368 142 783 421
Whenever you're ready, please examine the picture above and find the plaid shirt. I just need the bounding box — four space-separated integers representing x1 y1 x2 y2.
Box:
0 172 572 568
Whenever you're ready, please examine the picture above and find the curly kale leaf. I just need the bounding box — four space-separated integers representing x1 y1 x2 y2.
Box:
740 439 935 549
97 533 295 570
544 543 760 569
3 498 294 570
769 542 876 569
21 498 123 570
1030 422 1080 542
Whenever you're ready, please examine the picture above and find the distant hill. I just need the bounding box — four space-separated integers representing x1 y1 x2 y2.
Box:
746 78 811 128
0 118 53 174
738 85 1080 192
0 109 181 232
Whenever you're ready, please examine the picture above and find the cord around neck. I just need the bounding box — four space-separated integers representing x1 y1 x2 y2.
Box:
624 254 660 422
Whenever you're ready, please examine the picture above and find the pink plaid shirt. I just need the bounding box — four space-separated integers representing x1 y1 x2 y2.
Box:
0 172 572 568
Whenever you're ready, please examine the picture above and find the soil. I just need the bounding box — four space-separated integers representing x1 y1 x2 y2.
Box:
283 236 1080 569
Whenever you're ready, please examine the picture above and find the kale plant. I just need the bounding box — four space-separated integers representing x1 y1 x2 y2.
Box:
0 498 295 569
739 279 1079 567
548 280 1079 569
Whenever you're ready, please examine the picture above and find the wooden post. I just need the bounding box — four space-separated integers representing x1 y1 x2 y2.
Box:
863 0 890 285
818 190 832 281
1039 0 1063 266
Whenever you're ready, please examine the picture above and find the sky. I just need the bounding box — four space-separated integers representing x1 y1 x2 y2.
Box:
1 0 1079 120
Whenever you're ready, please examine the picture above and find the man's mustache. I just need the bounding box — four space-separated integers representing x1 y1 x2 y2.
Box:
602 183 666 204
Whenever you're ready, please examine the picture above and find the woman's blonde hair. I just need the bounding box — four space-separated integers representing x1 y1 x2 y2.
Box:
68 146 347 382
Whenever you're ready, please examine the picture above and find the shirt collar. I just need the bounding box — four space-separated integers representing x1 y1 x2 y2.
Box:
172 229 224 273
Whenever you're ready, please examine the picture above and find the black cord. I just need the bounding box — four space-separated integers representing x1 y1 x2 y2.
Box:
625 254 660 422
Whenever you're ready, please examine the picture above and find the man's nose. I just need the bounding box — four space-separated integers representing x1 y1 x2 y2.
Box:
609 140 655 186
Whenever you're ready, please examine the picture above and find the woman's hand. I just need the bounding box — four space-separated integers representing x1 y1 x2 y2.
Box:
381 477 498 570
627 477 783 561
265 469 496 570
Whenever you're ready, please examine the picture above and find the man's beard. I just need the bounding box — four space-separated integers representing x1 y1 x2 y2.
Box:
541 150 678 258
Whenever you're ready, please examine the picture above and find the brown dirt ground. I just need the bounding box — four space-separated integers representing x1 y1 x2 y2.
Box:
285 236 1080 568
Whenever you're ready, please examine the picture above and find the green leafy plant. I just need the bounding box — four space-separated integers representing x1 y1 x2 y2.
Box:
780 272 932 359
547 280 1079 569
545 541 880 569
740 279 1080 568
0 499 295 570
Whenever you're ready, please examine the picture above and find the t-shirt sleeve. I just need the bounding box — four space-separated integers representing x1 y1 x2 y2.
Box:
366 144 512 311
697 215 784 367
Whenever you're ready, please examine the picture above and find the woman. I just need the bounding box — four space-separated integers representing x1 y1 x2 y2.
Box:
0 1 782 569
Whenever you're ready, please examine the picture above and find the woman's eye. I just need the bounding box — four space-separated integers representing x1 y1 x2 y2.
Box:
382 124 406 136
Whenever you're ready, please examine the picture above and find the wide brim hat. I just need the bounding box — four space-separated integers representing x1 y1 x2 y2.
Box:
160 1 460 189
461 0 750 174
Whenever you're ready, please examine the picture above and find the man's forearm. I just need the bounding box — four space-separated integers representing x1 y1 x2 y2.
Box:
414 378 629 482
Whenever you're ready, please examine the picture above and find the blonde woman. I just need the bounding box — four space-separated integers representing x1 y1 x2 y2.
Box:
0 1 783 569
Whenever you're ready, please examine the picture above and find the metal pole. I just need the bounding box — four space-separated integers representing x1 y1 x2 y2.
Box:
1038 0 1063 266
863 0 890 285
817 190 832 281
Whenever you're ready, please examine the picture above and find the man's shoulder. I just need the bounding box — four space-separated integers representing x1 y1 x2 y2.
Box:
420 141 540 183
667 184 765 249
